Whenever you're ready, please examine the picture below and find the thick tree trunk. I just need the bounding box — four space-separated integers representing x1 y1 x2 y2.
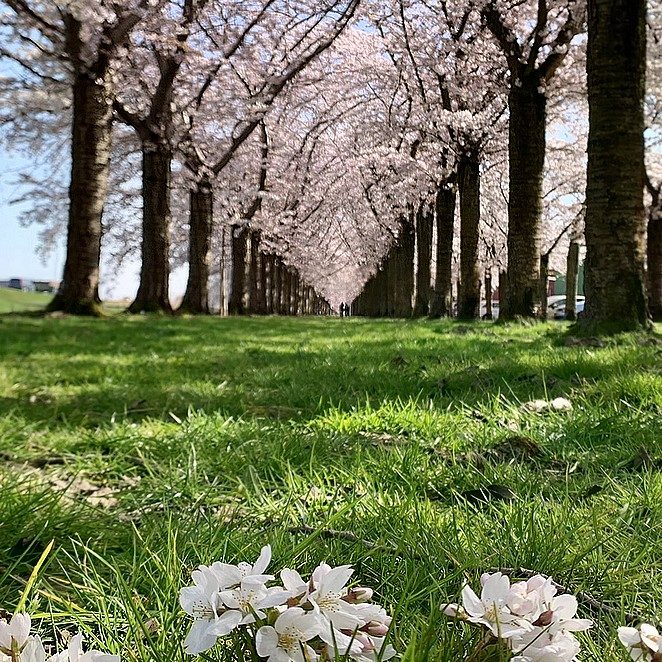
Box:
413 204 434 317
430 183 456 318
502 83 546 320
229 225 248 315
565 240 580 321
647 197 662 321
458 154 481 320
129 142 172 313
179 178 213 314
582 0 649 331
48 72 112 315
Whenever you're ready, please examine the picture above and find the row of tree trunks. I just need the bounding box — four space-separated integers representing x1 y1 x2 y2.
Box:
226 229 330 315
354 170 485 322
351 215 418 317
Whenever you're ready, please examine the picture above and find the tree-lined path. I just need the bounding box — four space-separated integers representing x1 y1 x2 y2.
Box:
1 0 659 329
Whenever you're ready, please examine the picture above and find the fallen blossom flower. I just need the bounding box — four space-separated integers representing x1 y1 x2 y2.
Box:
348 634 397 662
309 564 363 632
507 576 555 619
219 578 290 624
618 623 662 661
550 397 572 412
280 568 310 606
256 607 321 662
180 565 231 654
511 630 581 661
47 633 119 662
0 613 32 656
209 545 274 589
523 400 549 413
446 573 531 639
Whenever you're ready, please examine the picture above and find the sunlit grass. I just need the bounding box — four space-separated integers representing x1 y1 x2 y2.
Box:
0 312 660 659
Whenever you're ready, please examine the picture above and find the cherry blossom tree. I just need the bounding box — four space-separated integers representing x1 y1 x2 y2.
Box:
480 0 586 319
1 0 163 314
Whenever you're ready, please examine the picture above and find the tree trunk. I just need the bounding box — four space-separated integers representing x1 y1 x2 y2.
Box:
292 270 300 314
229 225 248 315
458 154 481 321
582 0 649 331
48 72 112 315
502 83 546 320
219 226 226 315
259 252 269 315
385 248 395 317
264 254 274 315
430 183 456 318
247 233 257 314
485 273 493 320
282 268 292 315
129 141 172 313
179 177 213 314
539 253 550 319
413 204 434 317
273 258 283 314
394 216 415 317
647 195 662 321
565 240 580 321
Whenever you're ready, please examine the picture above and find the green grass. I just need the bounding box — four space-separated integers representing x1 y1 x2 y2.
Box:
0 288 53 313
0 313 660 660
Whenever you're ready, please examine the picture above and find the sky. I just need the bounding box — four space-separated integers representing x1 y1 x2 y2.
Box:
0 147 188 301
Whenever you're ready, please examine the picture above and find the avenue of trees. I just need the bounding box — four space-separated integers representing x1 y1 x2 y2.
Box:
0 0 660 329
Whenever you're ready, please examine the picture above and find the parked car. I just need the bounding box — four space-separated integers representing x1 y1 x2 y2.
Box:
553 298 585 319
547 295 585 318
8 278 35 292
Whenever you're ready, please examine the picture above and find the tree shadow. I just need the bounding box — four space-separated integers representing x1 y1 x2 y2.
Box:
1 316 659 432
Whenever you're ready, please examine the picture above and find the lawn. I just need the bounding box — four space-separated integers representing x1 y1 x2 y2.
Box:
0 307 660 660
0 288 53 313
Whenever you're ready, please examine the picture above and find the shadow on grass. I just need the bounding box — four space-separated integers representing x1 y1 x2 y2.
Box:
0 316 659 429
